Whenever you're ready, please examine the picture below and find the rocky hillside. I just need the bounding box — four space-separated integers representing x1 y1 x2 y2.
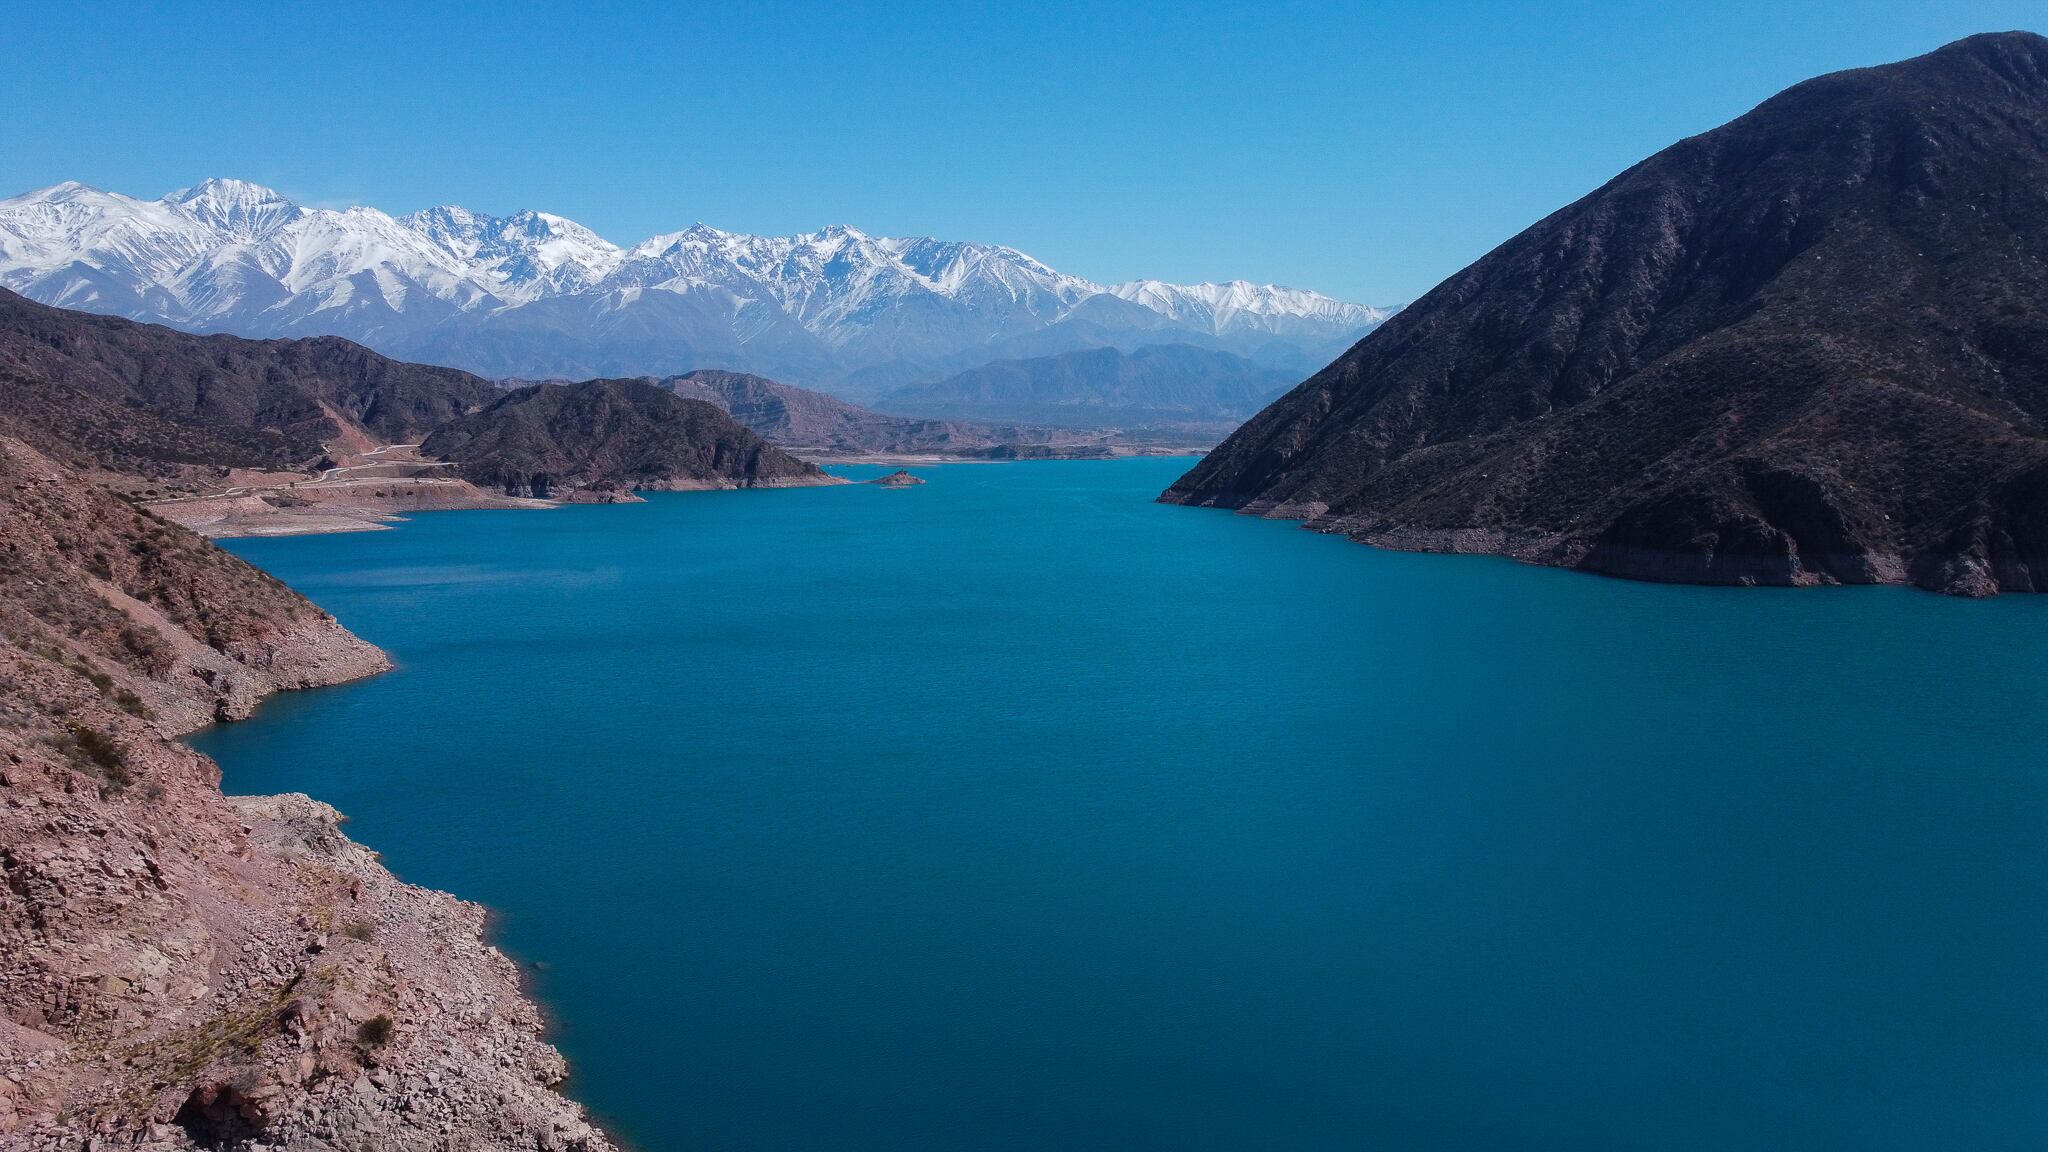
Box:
881 343 1298 431
422 377 836 496
1164 32 2048 595
0 287 496 478
666 368 1139 456
0 435 614 1149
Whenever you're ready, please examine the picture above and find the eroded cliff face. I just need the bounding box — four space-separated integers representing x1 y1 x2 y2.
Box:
0 436 616 1151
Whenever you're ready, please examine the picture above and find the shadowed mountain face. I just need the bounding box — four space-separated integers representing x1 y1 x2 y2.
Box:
877 343 1300 432
1165 31 2048 595
421 378 829 496
666 368 1014 453
0 287 495 474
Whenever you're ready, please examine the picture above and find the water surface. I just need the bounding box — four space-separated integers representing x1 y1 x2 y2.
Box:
195 458 2048 1151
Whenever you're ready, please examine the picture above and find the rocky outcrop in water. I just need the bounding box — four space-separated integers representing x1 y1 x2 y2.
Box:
1164 32 2048 595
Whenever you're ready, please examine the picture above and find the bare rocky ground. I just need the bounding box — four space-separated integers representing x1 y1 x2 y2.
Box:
0 436 617 1150
142 446 554 539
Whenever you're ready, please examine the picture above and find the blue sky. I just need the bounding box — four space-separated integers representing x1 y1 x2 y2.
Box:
4 1 2040 303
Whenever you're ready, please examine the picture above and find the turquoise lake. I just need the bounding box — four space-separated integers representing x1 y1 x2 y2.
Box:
192 457 2048 1151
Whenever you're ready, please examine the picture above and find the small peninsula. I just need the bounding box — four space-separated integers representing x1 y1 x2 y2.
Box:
420 377 842 497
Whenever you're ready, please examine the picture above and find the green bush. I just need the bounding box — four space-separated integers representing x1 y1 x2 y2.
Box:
65 723 132 790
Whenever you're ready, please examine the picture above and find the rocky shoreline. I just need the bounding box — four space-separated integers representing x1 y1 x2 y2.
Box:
1337 521 1918 591
145 473 847 540
1195 497 1981 595
0 436 619 1150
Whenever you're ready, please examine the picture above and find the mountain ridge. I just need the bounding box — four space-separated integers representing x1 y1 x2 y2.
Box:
0 180 1390 388
0 285 497 475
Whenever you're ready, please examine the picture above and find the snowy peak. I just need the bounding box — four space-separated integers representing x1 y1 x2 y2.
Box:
14 180 99 204
1109 279 1391 335
630 222 730 256
0 181 219 284
264 206 477 297
402 204 622 298
608 223 1100 348
0 177 1390 383
164 178 304 241
887 236 1097 303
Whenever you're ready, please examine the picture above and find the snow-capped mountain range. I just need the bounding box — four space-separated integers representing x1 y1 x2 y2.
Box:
0 179 1391 390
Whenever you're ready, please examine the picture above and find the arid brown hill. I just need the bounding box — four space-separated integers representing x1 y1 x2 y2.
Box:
421 377 834 496
1164 32 2048 595
0 287 496 475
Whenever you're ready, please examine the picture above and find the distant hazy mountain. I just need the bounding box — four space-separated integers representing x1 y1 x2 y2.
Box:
0 179 1391 390
875 343 1300 431
665 369 1166 455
